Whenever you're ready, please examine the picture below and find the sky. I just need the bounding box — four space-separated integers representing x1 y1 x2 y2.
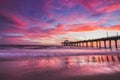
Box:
0 0 120 45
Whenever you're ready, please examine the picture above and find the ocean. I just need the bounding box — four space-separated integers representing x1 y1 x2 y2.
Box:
0 45 120 80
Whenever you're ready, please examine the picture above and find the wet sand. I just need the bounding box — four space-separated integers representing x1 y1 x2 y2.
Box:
0 55 120 80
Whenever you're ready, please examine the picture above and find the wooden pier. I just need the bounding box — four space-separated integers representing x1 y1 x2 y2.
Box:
62 35 120 49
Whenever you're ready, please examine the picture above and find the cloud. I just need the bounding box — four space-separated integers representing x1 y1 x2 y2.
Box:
75 0 101 11
97 2 120 13
105 25 120 30
0 33 24 38
41 23 120 37
0 12 26 26
66 24 101 32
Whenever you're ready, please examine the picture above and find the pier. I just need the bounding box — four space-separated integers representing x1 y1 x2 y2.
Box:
62 35 120 49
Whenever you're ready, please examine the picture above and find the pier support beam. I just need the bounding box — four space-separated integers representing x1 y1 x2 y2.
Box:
109 40 112 49
86 42 88 47
79 42 81 47
115 40 118 49
99 41 101 48
96 41 98 48
104 40 106 49
91 41 93 47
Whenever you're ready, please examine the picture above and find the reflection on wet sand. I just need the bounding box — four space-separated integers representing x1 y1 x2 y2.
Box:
1 54 120 80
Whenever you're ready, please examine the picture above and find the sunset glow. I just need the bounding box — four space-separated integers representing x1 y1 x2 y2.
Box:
0 0 120 45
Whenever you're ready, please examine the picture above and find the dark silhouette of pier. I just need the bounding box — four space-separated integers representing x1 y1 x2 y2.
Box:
62 35 120 49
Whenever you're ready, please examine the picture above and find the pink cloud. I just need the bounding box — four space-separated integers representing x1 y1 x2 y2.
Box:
12 16 26 27
97 2 120 13
53 0 101 11
75 0 101 11
0 11 26 27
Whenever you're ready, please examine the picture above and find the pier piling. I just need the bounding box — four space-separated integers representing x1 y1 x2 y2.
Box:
62 35 120 50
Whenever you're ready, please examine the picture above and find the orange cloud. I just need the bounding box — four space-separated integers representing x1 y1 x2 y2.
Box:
67 25 101 32
105 25 120 30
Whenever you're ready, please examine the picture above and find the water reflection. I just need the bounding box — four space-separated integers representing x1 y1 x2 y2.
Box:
0 54 120 80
